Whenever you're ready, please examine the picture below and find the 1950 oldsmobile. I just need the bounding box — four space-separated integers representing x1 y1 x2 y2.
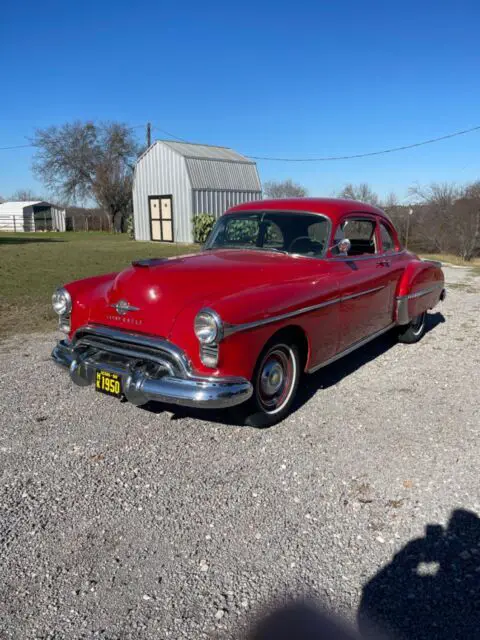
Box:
52 198 445 426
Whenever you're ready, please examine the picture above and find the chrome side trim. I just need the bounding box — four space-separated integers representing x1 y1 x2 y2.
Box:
405 282 444 300
307 323 396 373
223 285 385 337
395 282 444 325
396 297 410 325
342 285 385 302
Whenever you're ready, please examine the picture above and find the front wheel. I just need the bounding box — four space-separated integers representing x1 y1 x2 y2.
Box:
236 340 301 428
397 312 427 344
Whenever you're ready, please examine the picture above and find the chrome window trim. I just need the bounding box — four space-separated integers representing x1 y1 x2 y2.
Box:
205 210 332 259
325 249 407 262
223 285 386 338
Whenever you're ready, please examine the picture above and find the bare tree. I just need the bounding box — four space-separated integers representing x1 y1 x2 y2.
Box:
263 179 308 199
32 121 139 230
407 182 462 253
10 189 43 201
452 197 480 261
338 183 379 206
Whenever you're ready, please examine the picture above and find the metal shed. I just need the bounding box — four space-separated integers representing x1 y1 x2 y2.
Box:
0 201 66 232
132 140 262 243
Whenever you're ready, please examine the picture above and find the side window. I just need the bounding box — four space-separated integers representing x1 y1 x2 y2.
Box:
379 222 396 253
340 218 378 256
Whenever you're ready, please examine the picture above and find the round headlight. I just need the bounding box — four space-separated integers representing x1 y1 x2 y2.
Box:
52 287 72 315
194 309 223 344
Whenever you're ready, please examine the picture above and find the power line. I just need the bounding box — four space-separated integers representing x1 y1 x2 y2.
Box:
0 143 33 151
246 124 480 162
1 123 479 161
151 125 189 142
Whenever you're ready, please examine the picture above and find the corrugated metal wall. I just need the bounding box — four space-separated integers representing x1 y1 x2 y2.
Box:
192 190 261 219
133 143 193 243
51 207 66 232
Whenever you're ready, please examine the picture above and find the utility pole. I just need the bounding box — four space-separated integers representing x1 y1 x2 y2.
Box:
405 208 413 248
146 122 151 148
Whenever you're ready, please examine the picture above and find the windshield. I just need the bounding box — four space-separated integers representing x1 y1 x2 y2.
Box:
204 212 330 258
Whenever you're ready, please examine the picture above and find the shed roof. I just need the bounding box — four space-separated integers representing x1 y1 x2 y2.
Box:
0 200 53 213
151 140 262 192
161 140 253 163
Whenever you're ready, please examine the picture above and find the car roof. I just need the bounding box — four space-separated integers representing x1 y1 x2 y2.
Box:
226 197 391 225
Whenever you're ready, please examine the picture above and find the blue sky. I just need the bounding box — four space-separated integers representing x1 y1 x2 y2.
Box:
1 0 479 201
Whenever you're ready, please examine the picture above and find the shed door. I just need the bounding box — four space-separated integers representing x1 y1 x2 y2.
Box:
149 195 174 242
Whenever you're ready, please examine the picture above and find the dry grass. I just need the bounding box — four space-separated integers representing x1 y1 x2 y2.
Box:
0 232 197 337
420 253 480 268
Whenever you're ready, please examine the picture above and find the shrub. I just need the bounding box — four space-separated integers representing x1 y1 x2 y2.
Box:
193 213 215 244
126 214 135 240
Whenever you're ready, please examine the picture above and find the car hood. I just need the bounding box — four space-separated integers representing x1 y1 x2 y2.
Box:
86 249 323 337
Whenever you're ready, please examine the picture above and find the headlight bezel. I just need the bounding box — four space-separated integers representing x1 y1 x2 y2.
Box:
194 308 224 345
52 287 72 316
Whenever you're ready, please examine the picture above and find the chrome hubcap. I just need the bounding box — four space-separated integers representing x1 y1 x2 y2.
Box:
256 345 296 414
260 360 285 395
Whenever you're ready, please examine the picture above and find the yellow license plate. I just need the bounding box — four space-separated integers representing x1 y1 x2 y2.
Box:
95 370 122 398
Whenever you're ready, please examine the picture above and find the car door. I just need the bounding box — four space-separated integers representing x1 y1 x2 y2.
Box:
376 218 408 320
332 214 395 352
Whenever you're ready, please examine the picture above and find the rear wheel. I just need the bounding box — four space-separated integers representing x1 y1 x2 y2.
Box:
236 340 301 428
397 311 427 344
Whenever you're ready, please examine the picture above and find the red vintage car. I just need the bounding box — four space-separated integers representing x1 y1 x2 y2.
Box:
52 198 445 426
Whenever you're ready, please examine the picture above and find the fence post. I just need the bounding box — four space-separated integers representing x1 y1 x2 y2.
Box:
13 215 16 232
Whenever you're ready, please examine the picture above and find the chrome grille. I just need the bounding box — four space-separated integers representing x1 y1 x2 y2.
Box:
72 325 191 378
200 343 219 368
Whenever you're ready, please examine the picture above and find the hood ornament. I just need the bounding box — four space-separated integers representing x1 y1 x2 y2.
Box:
111 300 140 316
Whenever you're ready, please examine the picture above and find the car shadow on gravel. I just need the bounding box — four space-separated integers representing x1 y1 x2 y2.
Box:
358 508 480 640
140 312 445 427
243 509 479 640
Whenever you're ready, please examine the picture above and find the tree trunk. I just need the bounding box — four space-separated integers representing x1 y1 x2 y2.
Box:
113 211 123 233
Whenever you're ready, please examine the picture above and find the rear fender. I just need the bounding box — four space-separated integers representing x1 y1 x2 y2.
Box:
396 260 445 325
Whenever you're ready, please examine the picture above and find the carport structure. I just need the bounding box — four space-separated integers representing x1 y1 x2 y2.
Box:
0 201 66 232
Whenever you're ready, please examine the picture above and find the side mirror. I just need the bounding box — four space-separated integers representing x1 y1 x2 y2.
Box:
332 238 351 255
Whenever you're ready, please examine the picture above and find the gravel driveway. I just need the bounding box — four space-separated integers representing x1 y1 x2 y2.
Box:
1 266 479 639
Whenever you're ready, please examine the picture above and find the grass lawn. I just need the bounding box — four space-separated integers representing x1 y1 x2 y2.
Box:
0 232 197 338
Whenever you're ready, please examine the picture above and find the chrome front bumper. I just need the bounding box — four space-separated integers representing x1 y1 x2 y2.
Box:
52 326 252 410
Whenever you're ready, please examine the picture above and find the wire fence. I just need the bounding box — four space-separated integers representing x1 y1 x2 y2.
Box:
0 213 115 233
65 214 113 232
0 214 56 232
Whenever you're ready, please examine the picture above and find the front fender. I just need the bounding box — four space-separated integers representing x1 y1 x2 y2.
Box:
169 276 339 378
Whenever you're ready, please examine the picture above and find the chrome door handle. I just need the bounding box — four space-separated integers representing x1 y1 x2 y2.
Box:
377 259 390 267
